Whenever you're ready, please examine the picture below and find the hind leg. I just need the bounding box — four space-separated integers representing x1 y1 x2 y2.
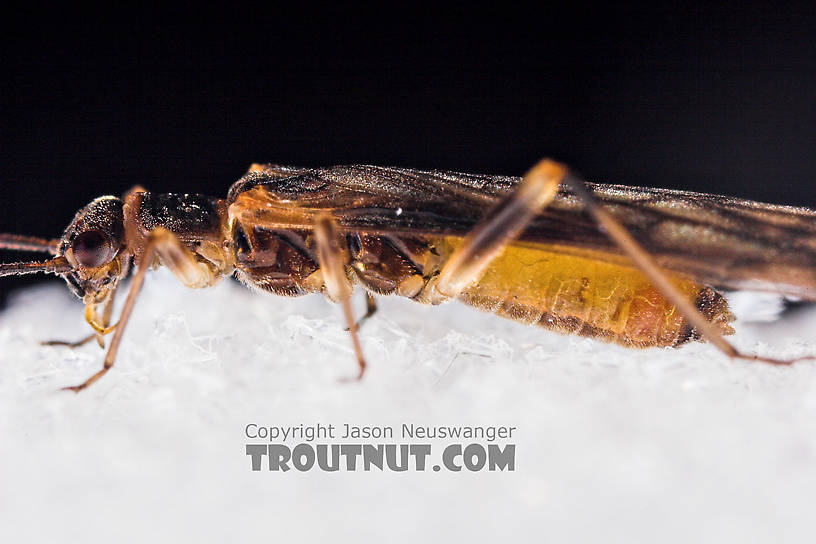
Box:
432 160 566 300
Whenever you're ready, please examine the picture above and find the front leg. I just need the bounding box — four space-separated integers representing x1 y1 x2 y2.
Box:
42 333 98 349
63 227 217 392
42 289 118 349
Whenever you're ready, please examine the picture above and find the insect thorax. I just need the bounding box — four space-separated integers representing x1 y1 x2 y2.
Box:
130 192 232 284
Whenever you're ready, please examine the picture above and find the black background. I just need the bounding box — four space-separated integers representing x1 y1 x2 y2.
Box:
2 5 815 305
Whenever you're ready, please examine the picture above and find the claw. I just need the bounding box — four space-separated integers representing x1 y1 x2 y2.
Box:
61 385 84 394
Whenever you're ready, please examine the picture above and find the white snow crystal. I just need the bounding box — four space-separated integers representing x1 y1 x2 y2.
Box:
1 269 816 543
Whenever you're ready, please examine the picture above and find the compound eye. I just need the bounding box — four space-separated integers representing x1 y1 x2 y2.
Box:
72 230 114 268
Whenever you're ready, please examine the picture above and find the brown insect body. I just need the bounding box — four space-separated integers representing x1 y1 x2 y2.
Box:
38 165 816 343
2 160 815 390
245 165 816 295
226 164 770 347
53 165 732 349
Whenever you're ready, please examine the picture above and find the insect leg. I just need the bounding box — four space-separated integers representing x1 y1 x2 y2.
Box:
42 289 119 348
345 293 379 331
62 227 215 392
314 213 367 379
433 159 566 299
360 293 378 326
42 333 97 349
562 169 813 365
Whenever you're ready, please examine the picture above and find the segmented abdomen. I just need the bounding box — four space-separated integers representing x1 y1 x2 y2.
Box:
229 219 734 347
438 238 735 347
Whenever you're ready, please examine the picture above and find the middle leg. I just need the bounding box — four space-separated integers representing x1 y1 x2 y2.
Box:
345 293 378 332
314 213 367 379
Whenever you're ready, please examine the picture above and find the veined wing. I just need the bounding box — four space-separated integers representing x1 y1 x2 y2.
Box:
228 164 816 300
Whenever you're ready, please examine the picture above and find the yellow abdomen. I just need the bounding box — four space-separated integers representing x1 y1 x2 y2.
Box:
439 238 734 347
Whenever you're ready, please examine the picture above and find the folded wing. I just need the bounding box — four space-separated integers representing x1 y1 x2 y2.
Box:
228 164 816 300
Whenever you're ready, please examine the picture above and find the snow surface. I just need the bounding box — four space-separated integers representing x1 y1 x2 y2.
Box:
2 269 816 543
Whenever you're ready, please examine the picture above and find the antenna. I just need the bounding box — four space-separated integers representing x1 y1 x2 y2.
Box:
0 256 72 277
0 233 60 254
